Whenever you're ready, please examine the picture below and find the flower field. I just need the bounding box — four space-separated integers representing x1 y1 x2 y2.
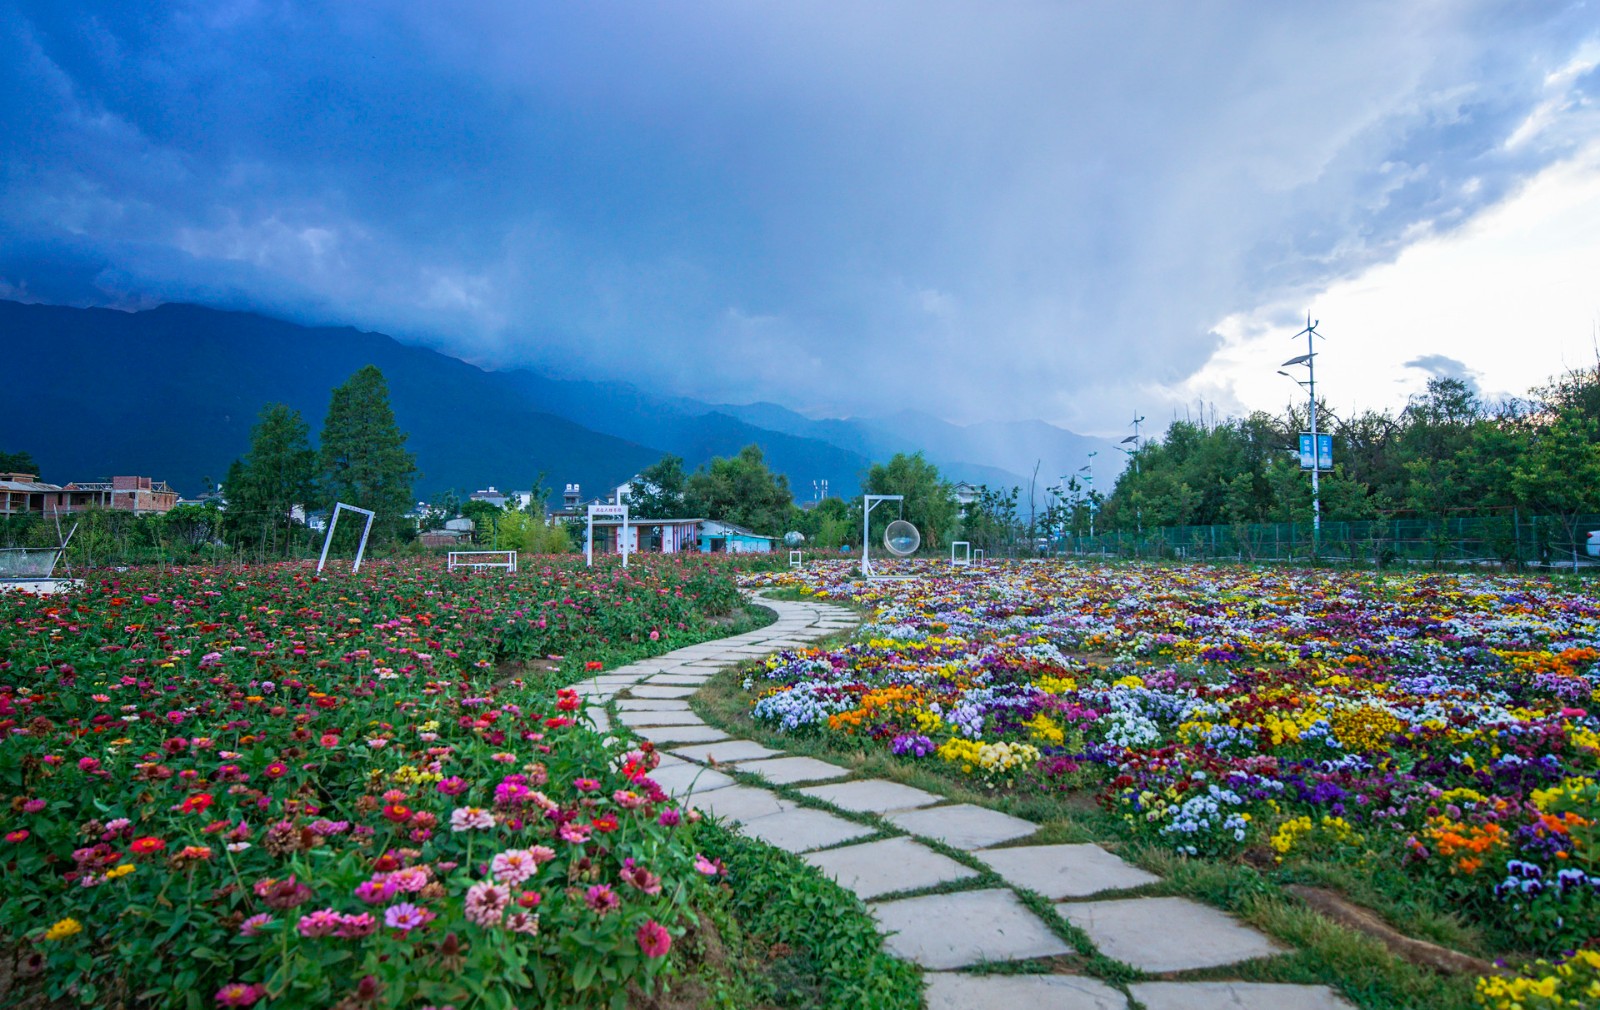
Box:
0 557 751 1008
743 561 1600 998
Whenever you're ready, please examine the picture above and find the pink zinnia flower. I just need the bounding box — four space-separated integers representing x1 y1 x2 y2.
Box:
215 982 264 1007
387 866 429 893
504 911 540 935
620 864 662 896
450 807 495 832
436 776 468 796
694 854 724 876
573 777 600 793
297 908 342 938
583 884 621 915
464 881 510 927
22 799 45 813
336 912 378 938
239 913 274 937
636 920 672 958
384 902 435 933
490 849 538 885
558 822 591 844
658 808 681 827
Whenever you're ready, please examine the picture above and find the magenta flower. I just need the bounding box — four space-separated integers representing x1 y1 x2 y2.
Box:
620 864 662 895
636 919 672 958
583 884 621 915
214 982 264 1007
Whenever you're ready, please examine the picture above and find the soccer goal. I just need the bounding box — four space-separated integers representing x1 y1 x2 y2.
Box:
951 541 972 567
448 550 519 573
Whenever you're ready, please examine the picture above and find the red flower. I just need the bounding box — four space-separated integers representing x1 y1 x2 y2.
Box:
264 762 288 779
584 661 604 671
382 804 412 823
130 836 166 856
5 829 28 843
179 793 214 814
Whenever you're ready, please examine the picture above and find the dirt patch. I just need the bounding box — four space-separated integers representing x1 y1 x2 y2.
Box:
1286 884 1503 977
627 915 778 1010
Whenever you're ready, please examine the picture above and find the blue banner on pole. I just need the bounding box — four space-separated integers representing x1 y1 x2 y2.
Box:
1299 433 1332 470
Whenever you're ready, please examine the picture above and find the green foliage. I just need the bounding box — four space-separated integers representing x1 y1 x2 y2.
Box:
319 365 418 541
700 823 922 1009
628 455 695 518
686 445 793 535
223 403 318 557
0 448 39 474
498 509 573 554
459 498 503 545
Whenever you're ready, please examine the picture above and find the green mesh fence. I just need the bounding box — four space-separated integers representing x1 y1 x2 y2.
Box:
1050 513 1600 568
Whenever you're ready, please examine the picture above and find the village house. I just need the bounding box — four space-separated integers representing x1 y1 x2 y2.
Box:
0 473 179 516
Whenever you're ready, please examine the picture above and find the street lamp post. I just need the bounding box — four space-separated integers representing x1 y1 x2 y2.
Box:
1081 452 1098 540
1279 315 1325 558
1120 413 1144 534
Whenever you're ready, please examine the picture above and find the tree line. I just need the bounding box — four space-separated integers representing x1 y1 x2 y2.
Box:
1092 364 1600 551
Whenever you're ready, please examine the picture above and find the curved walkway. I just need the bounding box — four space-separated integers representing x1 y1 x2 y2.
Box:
574 594 1354 1010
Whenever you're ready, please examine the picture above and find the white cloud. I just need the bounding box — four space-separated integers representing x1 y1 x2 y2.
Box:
1167 142 1600 419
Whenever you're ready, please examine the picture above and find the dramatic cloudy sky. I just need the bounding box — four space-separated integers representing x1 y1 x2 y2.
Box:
3 2 1598 435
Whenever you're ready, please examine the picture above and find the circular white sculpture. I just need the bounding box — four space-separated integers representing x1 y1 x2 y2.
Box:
784 531 805 548
883 519 920 556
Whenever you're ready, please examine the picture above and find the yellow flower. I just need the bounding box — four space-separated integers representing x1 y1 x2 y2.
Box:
104 863 135 880
44 917 83 941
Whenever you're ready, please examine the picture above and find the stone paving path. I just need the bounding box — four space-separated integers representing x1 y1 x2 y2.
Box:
574 595 1355 1010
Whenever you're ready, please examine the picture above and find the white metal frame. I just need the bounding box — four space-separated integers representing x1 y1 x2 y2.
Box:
951 541 971 567
317 503 376 573
974 549 985 563
861 494 916 580
586 503 630 568
448 550 518 573
789 549 803 568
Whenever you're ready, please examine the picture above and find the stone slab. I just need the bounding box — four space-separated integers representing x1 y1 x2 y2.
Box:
614 699 694 712
884 804 1038 850
924 973 1127 1010
670 740 784 764
736 755 852 785
1129 982 1354 1010
616 709 707 727
646 674 712 686
797 778 944 813
976 844 1160 899
644 762 737 797
585 711 611 733
1056 897 1285 973
737 807 876 853
802 836 979 900
630 724 728 744
689 784 792 824
627 686 698 699
870 888 1072 969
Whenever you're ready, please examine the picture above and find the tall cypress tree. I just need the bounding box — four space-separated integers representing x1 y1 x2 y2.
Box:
319 365 418 539
226 403 317 556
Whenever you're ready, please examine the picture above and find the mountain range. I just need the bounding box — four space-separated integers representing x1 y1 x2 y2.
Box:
0 300 1118 507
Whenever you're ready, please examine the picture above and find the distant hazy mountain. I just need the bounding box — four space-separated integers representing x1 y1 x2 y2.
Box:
0 300 1118 508
0 301 661 502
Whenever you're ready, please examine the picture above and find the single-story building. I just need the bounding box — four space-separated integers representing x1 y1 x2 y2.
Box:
700 520 775 554
585 518 704 555
420 529 471 548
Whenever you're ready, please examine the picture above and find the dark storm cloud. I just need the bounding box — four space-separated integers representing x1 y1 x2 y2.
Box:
0 1 1595 429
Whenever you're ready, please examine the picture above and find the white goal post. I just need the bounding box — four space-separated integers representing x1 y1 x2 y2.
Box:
789 549 803 568
448 550 518 573
951 541 972 567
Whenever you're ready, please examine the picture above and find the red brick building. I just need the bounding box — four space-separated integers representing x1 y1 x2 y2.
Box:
0 473 179 516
